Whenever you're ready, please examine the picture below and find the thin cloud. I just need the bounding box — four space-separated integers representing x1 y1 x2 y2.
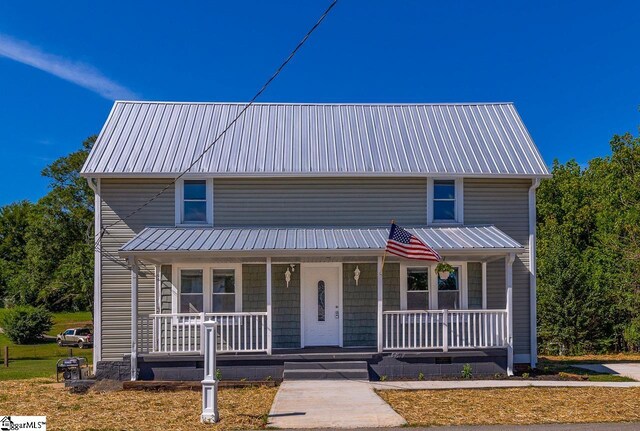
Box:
0 33 138 100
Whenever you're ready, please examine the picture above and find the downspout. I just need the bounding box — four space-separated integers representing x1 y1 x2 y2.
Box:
87 178 102 372
529 178 541 368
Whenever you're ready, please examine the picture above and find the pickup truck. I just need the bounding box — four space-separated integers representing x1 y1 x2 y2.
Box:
56 328 93 349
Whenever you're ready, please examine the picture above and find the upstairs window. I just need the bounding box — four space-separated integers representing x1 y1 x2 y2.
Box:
428 179 462 224
433 180 455 221
182 180 208 224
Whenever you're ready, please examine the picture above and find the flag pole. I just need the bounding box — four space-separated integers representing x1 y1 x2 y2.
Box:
381 219 394 273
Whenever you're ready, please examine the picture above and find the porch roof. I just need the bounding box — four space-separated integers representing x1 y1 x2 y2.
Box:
120 225 523 256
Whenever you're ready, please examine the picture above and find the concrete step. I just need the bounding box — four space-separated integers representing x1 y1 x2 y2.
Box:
283 369 370 380
284 361 368 371
283 361 369 380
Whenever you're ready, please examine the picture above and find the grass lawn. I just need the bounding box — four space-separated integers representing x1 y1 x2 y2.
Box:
0 310 92 380
536 355 638 382
0 378 277 431
378 387 640 427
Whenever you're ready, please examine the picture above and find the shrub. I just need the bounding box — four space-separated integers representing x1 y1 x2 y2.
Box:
522 372 530 379
418 372 425 381
0 306 53 344
461 363 473 379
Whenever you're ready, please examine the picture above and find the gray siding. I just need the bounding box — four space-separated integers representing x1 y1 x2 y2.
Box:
487 260 506 309
213 178 427 227
160 265 172 314
464 178 531 357
272 264 301 348
100 179 175 361
343 264 377 347
383 263 400 311
467 262 482 309
242 265 267 312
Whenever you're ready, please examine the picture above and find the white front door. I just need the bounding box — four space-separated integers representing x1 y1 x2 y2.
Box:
302 266 341 346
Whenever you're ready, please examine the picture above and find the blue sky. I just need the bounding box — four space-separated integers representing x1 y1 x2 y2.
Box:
0 1 639 205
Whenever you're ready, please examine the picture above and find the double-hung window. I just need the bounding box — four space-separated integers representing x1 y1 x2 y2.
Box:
406 268 429 310
437 267 460 309
183 180 208 224
211 269 236 313
433 180 456 222
179 269 204 313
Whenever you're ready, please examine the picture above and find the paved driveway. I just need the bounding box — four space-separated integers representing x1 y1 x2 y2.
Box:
268 380 406 429
573 363 640 381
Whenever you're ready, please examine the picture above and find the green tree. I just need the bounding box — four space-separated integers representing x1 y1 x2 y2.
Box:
0 136 95 311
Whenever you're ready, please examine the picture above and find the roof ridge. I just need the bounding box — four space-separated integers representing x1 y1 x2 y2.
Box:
112 100 516 107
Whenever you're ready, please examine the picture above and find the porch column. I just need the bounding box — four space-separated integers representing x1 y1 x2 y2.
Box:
505 253 515 376
377 256 383 353
129 257 139 381
266 257 272 355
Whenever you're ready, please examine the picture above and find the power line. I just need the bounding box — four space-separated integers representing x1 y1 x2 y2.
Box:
95 0 339 250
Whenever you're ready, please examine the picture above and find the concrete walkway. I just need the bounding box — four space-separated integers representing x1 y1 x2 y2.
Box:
371 379 640 390
268 380 406 429
573 363 640 381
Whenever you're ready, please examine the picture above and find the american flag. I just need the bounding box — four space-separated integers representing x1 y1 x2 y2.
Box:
385 223 441 262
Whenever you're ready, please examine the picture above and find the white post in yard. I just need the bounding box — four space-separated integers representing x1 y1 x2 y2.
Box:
505 253 516 376
266 257 272 355
377 256 383 353
201 321 219 423
129 257 139 381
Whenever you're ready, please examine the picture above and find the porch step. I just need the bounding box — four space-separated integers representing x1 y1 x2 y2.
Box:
283 361 369 380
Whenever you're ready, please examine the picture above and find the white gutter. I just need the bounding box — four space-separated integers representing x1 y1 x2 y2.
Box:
529 178 541 368
87 178 102 371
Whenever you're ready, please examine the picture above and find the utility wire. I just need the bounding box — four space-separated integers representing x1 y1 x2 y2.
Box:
95 0 339 252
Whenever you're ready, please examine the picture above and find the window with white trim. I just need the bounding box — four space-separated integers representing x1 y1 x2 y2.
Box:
211 269 236 313
183 180 207 223
433 180 456 221
406 268 429 310
437 267 460 309
179 269 204 313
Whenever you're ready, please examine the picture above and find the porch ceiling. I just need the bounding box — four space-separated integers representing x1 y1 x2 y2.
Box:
119 225 523 258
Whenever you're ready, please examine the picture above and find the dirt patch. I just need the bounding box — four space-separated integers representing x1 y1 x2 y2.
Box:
0 378 277 430
378 387 640 426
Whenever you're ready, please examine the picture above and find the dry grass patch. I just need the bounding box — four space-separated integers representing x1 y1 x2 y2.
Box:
378 387 640 427
0 378 277 431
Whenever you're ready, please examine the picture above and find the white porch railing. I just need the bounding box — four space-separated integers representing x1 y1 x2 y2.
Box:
382 309 508 351
148 312 268 354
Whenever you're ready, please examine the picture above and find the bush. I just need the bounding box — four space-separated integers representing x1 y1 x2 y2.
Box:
0 306 53 344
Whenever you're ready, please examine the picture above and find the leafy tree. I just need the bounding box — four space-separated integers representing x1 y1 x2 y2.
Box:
537 128 640 354
0 136 95 311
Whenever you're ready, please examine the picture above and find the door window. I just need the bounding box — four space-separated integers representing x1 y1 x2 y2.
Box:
317 280 326 321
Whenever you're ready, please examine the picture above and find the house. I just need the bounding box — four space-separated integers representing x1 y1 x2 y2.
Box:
81 101 550 381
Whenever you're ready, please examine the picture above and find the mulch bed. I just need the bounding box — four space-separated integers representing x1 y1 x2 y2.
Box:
0 378 277 430
378 387 640 426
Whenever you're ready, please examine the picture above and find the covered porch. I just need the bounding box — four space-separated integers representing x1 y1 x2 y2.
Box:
121 226 522 379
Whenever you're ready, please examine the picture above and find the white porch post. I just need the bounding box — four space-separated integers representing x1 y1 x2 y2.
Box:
266 257 272 355
201 321 219 423
129 257 139 381
506 253 516 376
377 256 383 353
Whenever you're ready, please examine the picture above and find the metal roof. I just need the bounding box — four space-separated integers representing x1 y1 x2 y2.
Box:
120 225 523 255
82 102 549 177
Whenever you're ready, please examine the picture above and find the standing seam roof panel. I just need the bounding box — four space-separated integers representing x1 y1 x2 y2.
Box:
82 102 550 176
